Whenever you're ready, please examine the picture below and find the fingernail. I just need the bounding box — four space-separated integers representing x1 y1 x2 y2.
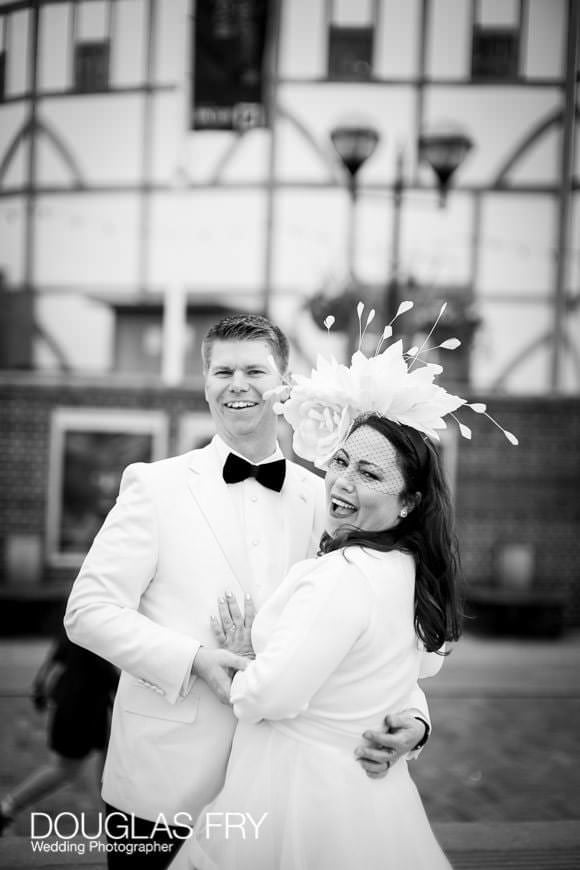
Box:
245 593 252 600
218 597 225 603
225 591 233 598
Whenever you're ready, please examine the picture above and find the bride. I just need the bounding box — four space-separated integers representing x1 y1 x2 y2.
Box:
180 407 463 870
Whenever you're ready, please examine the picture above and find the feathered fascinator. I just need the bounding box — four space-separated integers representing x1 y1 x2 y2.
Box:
267 301 518 466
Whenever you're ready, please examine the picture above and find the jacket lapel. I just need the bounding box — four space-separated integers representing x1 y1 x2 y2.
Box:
186 444 252 595
281 463 319 572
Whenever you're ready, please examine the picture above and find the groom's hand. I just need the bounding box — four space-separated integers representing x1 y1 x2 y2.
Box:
192 647 249 705
355 710 427 779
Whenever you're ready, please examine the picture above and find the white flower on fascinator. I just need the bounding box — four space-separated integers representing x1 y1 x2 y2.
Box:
277 301 517 464
280 342 465 464
278 356 356 464
349 344 466 439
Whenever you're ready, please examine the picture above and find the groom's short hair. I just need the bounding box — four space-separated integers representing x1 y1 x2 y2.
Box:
202 313 290 374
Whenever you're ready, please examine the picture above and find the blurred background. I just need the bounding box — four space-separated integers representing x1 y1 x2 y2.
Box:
0 0 579 861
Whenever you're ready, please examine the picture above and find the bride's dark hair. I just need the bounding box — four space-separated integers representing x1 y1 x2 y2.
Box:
319 414 463 652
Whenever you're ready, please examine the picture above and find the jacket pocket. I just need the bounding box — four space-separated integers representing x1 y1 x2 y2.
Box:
121 679 199 722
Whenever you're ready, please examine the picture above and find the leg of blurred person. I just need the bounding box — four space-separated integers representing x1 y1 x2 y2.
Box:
0 753 86 832
0 746 108 835
104 804 188 870
0 652 114 836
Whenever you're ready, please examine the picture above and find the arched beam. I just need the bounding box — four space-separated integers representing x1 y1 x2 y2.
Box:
209 102 341 185
34 320 72 372
37 118 85 186
0 120 30 186
562 327 580 385
492 107 580 188
0 116 86 188
277 103 341 183
490 329 552 390
492 291 580 389
208 133 246 184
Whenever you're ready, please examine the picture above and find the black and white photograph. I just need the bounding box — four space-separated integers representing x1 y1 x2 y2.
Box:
0 1 579 868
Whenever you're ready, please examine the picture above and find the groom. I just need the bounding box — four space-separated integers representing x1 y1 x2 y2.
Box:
64 313 430 869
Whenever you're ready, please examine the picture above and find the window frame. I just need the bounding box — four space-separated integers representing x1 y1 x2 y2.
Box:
471 9 521 82
73 39 111 94
46 408 169 568
327 24 375 82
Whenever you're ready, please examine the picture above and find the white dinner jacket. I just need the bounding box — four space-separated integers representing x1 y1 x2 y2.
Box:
64 439 326 823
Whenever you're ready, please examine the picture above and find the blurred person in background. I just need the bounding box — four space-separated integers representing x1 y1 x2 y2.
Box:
64 314 431 870
0 628 118 835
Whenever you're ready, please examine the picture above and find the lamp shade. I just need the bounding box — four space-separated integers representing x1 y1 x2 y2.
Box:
418 129 473 191
330 124 380 177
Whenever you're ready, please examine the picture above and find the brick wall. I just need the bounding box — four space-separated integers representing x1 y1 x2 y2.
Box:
1 375 579 625
454 397 580 625
0 374 207 593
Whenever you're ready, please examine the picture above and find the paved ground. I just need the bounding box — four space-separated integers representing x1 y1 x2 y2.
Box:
415 633 580 823
1 631 579 867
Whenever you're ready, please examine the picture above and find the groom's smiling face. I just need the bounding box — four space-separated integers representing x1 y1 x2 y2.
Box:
204 339 283 448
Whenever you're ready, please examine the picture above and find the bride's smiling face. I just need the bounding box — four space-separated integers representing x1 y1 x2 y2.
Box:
324 425 408 535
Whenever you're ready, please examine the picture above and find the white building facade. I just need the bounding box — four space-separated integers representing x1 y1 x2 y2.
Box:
0 0 578 392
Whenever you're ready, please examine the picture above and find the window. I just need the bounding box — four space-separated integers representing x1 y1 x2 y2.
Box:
46 408 168 567
471 26 519 80
328 25 373 80
74 40 109 92
111 304 233 377
471 0 520 81
191 0 270 130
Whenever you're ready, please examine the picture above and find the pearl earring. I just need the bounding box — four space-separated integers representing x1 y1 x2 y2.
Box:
399 508 408 518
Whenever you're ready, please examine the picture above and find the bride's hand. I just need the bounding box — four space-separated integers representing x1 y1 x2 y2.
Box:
211 592 256 659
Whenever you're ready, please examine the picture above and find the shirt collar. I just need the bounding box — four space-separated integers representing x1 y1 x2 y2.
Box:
212 434 283 465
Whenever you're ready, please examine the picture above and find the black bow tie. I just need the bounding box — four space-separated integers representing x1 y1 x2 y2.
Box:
223 453 286 492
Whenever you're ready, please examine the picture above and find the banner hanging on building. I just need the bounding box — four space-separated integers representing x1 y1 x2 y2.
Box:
191 0 272 131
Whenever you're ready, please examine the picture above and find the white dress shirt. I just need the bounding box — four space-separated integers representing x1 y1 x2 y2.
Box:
213 435 289 608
